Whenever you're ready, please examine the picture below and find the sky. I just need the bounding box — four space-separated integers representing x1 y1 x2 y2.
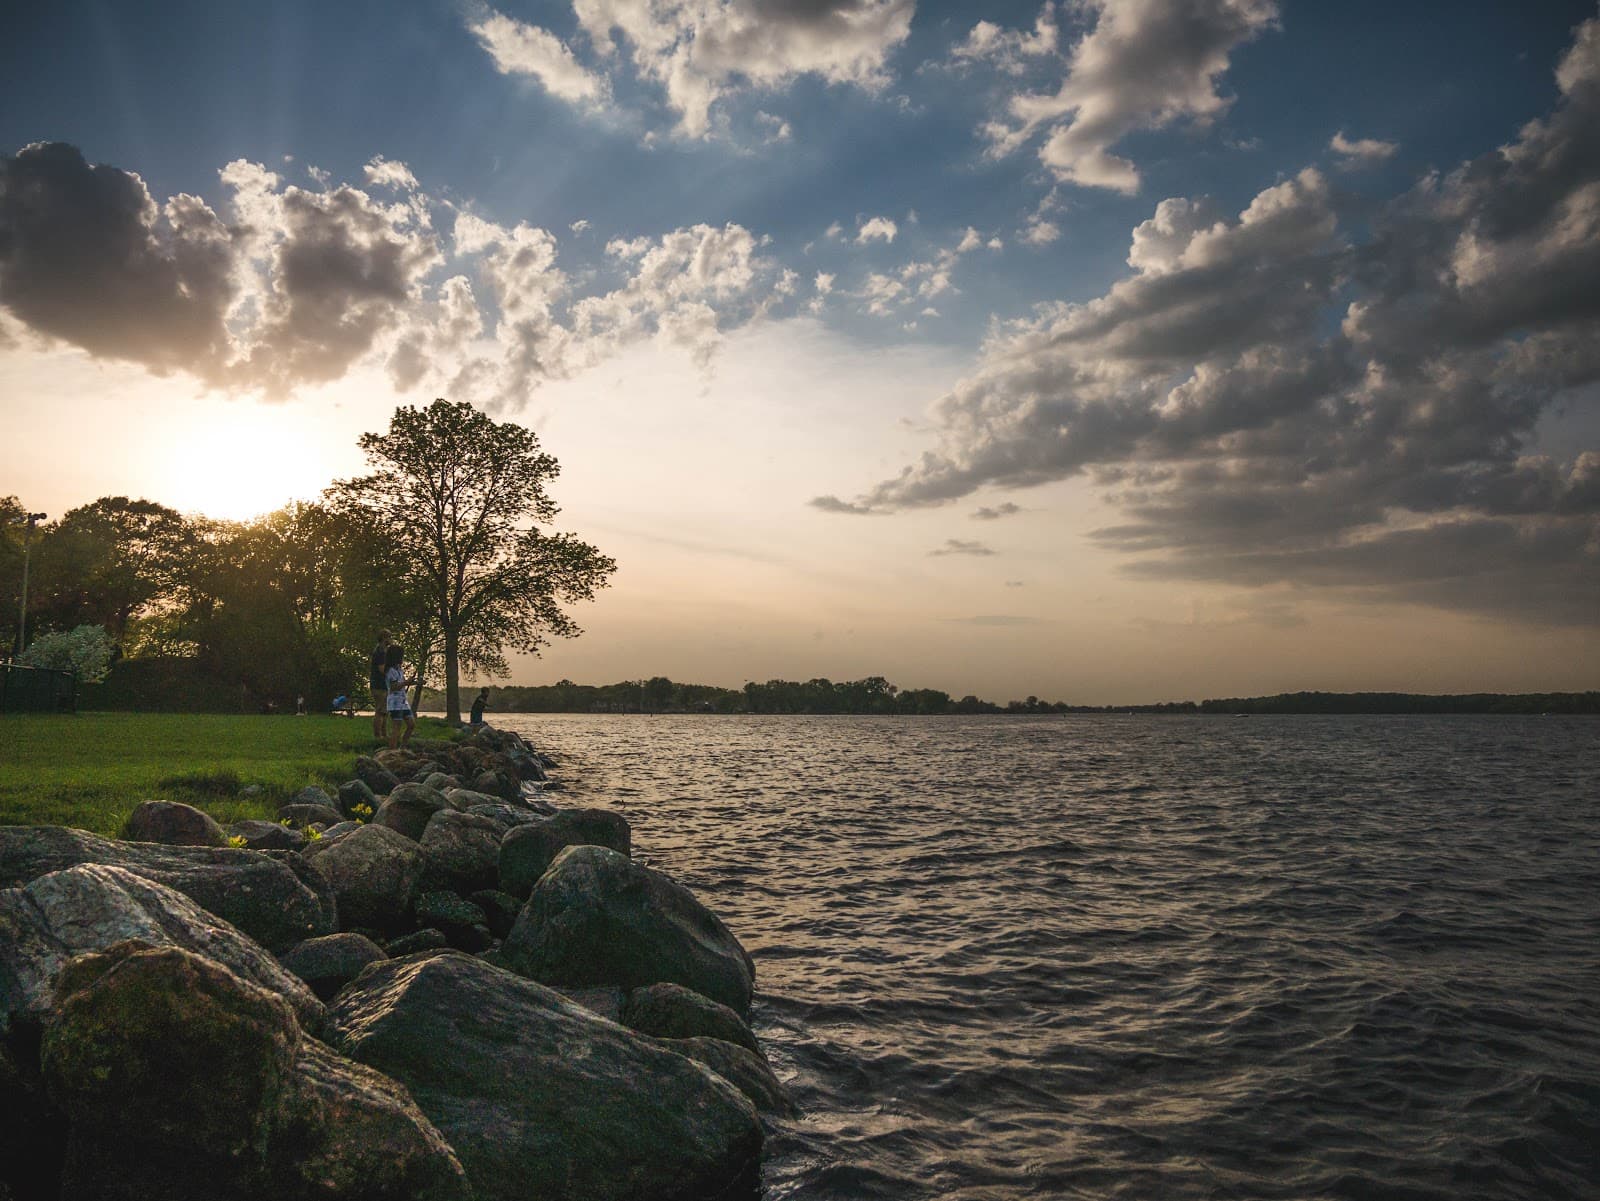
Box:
1 0 1597 703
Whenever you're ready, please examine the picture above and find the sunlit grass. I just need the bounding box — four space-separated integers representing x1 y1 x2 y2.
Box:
0 712 453 837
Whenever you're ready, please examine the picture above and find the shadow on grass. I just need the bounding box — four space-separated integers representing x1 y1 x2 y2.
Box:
156 769 242 796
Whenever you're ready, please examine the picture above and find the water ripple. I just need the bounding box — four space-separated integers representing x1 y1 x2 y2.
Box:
500 713 1600 1201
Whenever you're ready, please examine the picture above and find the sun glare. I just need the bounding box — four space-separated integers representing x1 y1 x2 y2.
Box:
154 403 345 522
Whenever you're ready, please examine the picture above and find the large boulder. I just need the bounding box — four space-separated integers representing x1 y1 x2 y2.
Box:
290 785 337 811
120 800 227 847
372 782 449 841
42 942 302 1170
336 778 378 820
413 892 491 953
278 933 388 1003
41 942 467 1201
263 1038 471 1200
498 808 632 898
227 820 305 852
501 845 755 1017
622 982 760 1055
332 951 762 1201
0 826 335 953
301 824 423 934
0 864 326 1037
419 810 502 895
277 802 344 829
374 748 441 780
663 1037 796 1118
353 755 402 796
472 768 522 804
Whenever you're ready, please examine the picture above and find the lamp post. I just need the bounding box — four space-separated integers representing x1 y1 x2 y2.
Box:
16 511 46 656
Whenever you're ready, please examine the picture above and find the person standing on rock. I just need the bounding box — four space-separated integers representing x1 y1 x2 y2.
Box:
369 629 391 741
386 643 417 750
470 687 489 727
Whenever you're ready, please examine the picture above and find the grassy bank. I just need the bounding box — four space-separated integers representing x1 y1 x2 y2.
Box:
0 712 454 837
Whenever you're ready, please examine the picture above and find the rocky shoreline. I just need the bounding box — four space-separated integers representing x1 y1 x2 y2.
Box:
0 726 786 1200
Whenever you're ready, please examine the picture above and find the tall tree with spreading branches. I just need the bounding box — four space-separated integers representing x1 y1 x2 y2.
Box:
331 399 616 722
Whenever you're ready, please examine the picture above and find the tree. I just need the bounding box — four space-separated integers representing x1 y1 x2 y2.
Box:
29 497 194 644
331 400 616 723
19 624 115 682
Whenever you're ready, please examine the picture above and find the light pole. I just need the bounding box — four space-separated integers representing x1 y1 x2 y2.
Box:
15 511 46 656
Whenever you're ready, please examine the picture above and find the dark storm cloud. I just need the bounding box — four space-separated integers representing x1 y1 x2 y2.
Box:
0 142 235 376
826 16 1600 626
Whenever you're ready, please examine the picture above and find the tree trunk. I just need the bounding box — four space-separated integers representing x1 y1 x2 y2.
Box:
443 625 461 724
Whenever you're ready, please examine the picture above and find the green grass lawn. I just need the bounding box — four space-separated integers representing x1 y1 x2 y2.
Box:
0 712 454 837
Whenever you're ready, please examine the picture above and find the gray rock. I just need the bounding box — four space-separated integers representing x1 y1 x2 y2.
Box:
419 810 502 895
41 941 466 1201
353 755 401 796
278 933 388 1002
276 802 344 829
332 951 762 1201
502 845 755 1017
463 800 553 832
0 826 335 953
227 820 305 852
372 782 449 841
336 778 378 819
622 982 760 1055
471 768 522 804
550 984 625 1023
662 1037 797 1118
498 807 632 898
42 942 301 1170
413 892 491 953
422 772 458 792
0 864 326 1038
468 889 521 939
264 1039 471 1200
385 929 448 957
291 785 336 810
301 823 423 934
442 787 506 812
120 800 227 848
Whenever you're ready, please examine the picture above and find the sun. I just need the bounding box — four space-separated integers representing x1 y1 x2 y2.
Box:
153 402 347 522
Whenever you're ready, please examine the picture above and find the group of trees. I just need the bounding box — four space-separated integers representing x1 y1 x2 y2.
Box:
3 401 615 721
465 676 1083 715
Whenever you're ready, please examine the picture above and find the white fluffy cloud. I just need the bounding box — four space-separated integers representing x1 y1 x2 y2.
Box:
856 215 898 243
816 17 1600 625
470 0 915 137
1330 130 1398 166
468 7 610 106
975 0 1279 192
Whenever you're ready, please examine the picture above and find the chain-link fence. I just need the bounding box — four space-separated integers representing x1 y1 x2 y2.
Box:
0 663 76 714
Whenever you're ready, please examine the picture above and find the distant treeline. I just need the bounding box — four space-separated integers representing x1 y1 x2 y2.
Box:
439 679 1600 716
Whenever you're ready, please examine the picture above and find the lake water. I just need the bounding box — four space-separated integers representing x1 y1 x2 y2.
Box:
493 713 1600 1201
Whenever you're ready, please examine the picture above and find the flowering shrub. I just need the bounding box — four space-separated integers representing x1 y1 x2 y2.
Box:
18 624 115 682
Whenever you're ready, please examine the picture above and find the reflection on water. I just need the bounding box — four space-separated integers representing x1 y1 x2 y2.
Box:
496 713 1600 1201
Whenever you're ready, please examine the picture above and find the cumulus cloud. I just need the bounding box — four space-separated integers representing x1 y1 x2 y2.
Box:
856 215 898 243
571 0 914 137
755 111 793 142
929 538 997 556
1022 217 1061 245
950 3 1059 74
468 6 610 107
1330 130 1398 166
0 143 788 408
363 155 420 190
820 17 1600 625
0 142 236 377
976 0 1279 192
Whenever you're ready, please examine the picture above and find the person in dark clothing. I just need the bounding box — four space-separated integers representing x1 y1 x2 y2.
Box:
370 630 391 740
470 688 489 726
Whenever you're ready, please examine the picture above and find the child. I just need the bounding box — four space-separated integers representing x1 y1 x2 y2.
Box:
385 644 417 749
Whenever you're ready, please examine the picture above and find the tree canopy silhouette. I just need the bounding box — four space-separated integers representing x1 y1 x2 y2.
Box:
330 399 615 722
